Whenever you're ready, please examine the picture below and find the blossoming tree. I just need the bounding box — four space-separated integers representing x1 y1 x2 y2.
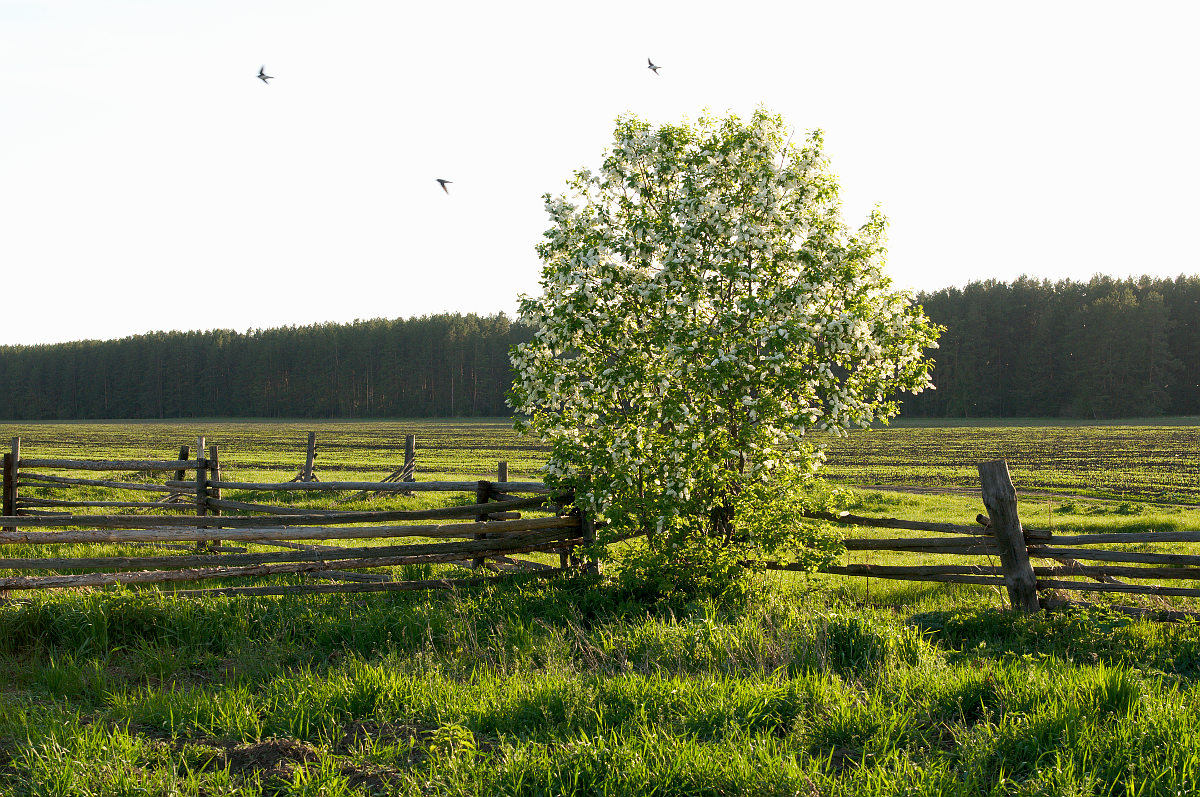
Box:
511 109 939 562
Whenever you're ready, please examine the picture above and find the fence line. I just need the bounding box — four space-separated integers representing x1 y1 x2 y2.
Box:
0 435 590 595
776 458 1200 613
4 432 1198 612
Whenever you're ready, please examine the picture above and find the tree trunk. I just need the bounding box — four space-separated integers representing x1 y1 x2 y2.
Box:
710 501 735 542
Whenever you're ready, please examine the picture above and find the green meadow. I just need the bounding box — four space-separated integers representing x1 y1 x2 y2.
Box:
1 419 1199 796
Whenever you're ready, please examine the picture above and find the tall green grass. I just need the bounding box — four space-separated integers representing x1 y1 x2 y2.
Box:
1 419 1199 794
3 581 1200 795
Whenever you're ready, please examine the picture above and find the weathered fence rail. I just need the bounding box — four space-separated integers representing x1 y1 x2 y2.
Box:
4 431 1196 612
0 434 590 596
776 458 1200 613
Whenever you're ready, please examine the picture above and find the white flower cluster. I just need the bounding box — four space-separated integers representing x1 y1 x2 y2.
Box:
510 110 939 539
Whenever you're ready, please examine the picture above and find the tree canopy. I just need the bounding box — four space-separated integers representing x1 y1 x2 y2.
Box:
510 110 939 551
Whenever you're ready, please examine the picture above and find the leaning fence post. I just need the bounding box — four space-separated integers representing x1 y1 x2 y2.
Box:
978 459 1039 612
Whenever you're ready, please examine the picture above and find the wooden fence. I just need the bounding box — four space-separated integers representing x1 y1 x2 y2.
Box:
757 459 1200 614
0 435 593 596
2 434 1197 611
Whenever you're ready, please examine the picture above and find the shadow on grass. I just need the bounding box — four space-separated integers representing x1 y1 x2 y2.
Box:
910 603 1200 677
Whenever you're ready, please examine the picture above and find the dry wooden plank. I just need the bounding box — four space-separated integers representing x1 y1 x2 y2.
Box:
122 542 247 553
748 559 1003 573
487 555 555 572
1028 547 1200 567
166 480 553 493
204 498 346 515
1033 564 1200 580
825 569 1006 586
1039 554 1126 586
0 533 581 590
754 561 1006 585
0 496 562 528
800 511 990 537
204 494 552 520
1031 531 1200 545
0 515 580 545
0 532 577 571
844 537 1000 553
305 571 390 582
255 540 345 552
169 568 563 597
21 459 201 472
1035 579 1200 598
15 499 194 510
797 509 1054 541
828 563 1002 576
19 473 190 494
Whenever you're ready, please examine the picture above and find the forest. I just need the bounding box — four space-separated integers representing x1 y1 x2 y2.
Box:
0 275 1196 420
900 274 1200 418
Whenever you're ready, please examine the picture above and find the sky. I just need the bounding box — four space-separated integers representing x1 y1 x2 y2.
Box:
2 0 1197 346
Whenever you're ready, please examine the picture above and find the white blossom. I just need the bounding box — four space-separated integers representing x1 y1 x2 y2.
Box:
509 109 939 540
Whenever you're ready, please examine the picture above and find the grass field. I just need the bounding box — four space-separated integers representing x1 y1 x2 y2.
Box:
3 415 1197 501
1 418 1200 795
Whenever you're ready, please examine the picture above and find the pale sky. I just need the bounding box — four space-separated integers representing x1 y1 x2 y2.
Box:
2 1 1197 345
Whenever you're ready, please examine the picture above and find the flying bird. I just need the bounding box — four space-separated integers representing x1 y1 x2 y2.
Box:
647 58 660 75
436 179 452 194
257 66 273 84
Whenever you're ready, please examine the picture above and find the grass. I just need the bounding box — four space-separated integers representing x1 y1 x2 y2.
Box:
5 581 1200 795
0 418 1199 794
821 423 1200 504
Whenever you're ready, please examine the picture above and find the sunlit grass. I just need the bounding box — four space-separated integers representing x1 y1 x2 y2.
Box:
1 418 1200 794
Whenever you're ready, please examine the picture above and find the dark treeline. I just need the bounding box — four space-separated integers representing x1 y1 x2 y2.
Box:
902 275 1200 418
0 276 1197 420
0 314 529 419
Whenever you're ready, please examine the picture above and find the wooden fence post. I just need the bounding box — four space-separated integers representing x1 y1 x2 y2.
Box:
302 432 317 482
289 432 319 482
497 460 508 485
581 508 598 575
403 435 416 482
978 459 1039 612
160 444 190 505
1 454 10 526
173 445 189 485
209 443 221 549
2 437 17 530
473 479 491 569
195 436 207 552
